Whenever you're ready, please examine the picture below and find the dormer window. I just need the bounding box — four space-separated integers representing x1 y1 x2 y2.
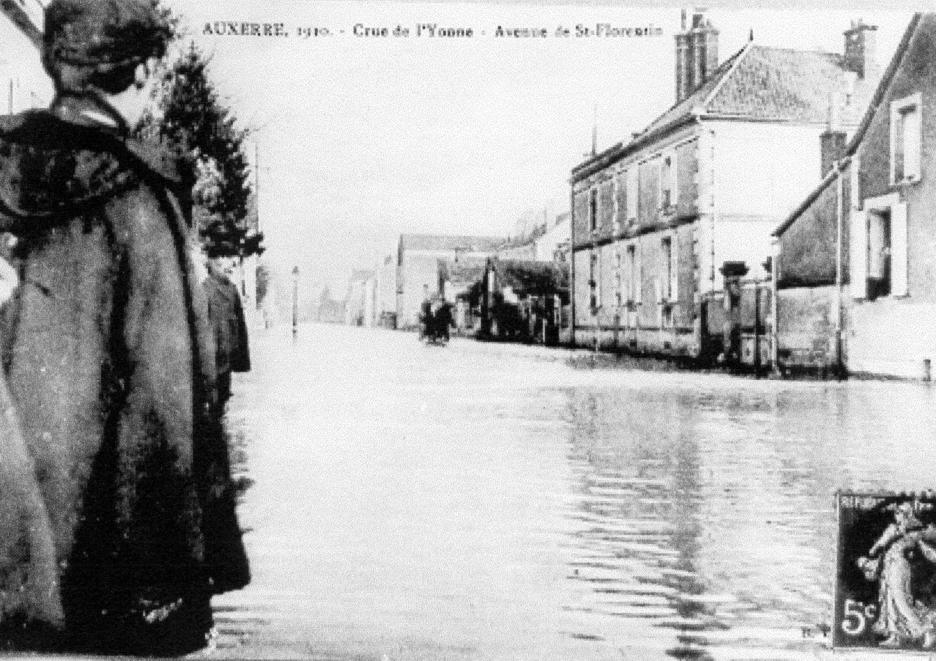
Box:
891 93 921 185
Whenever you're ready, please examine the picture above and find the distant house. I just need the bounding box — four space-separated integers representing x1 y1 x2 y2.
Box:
477 258 570 345
395 233 502 329
496 212 571 263
439 260 487 333
569 10 879 359
774 13 936 379
344 269 374 327
375 255 397 328
536 212 570 263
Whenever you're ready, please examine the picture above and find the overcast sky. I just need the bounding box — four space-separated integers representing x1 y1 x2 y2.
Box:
167 1 913 292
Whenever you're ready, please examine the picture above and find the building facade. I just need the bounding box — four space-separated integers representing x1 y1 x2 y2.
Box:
344 269 373 327
774 13 936 380
396 234 502 329
569 11 878 359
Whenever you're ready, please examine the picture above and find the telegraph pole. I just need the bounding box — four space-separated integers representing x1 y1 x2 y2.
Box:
292 265 299 340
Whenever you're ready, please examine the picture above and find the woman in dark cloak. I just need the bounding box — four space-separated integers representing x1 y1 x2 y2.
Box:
0 0 249 653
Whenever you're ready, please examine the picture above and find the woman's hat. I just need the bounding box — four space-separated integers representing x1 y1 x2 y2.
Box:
43 0 172 68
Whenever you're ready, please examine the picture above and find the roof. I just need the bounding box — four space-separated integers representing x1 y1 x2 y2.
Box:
573 40 879 182
491 259 570 295
844 13 923 157
399 233 504 254
439 260 487 283
773 13 924 239
772 160 845 237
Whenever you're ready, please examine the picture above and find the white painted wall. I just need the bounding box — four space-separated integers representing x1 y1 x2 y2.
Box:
711 121 828 219
534 215 570 262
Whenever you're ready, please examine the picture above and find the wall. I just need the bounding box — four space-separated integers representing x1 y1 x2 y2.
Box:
776 285 838 371
534 215 570 262
848 300 936 379
854 17 936 304
376 257 396 322
397 253 442 329
843 16 936 378
711 121 828 220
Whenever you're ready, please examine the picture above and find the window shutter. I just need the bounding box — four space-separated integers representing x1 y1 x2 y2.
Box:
670 236 679 301
635 246 642 304
850 210 867 299
626 169 638 221
891 202 908 296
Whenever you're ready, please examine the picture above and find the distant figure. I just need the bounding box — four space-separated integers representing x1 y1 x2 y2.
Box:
432 298 453 341
419 284 432 337
0 0 248 653
204 257 251 410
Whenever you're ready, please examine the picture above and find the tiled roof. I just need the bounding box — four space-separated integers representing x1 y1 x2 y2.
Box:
575 39 881 182
639 46 747 138
399 233 504 253
642 43 876 137
707 46 875 124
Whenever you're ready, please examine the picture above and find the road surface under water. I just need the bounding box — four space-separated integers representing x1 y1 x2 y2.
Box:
200 322 936 660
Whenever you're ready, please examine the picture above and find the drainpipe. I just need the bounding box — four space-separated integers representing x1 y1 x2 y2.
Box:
569 185 576 348
770 238 780 374
833 160 845 377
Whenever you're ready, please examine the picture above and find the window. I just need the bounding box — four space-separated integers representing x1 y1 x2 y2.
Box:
625 167 638 222
660 151 676 212
626 243 640 304
661 236 674 301
614 273 622 307
867 209 894 299
589 251 601 310
588 188 599 232
891 93 921 184
850 195 908 300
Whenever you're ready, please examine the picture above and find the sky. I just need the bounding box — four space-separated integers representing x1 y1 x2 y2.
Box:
166 1 915 294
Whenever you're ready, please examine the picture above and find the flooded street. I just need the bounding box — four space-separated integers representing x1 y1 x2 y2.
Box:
204 323 936 660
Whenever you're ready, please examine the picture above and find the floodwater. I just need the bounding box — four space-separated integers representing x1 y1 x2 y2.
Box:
203 322 936 660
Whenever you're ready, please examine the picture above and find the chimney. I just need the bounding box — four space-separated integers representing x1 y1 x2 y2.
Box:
820 94 847 177
843 19 878 79
675 9 719 103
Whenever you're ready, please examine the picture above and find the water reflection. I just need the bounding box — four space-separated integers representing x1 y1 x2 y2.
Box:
561 377 936 659
202 325 936 660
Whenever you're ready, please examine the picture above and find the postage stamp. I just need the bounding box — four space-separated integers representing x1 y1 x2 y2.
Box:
835 491 936 651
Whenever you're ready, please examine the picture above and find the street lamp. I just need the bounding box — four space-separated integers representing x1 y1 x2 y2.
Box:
291 266 299 339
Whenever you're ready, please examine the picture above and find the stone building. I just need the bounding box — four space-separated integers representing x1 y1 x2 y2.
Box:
774 13 936 379
569 10 879 358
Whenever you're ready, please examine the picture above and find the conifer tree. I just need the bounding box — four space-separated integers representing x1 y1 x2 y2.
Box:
142 43 264 258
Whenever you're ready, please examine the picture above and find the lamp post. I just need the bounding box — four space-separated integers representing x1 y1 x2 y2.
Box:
291 266 299 339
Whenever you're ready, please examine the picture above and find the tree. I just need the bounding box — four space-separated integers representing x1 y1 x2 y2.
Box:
141 42 263 258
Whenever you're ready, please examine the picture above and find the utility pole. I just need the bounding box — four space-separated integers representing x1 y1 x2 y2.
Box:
292 265 299 340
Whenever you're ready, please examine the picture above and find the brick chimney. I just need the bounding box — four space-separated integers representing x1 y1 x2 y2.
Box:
675 9 719 103
843 19 877 79
820 94 847 177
